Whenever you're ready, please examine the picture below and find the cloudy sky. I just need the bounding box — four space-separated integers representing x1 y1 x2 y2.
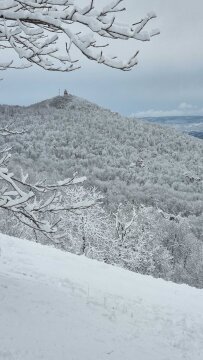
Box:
1 0 203 117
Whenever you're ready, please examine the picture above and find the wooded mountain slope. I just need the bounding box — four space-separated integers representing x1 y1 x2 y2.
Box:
1 94 202 217
1 95 203 288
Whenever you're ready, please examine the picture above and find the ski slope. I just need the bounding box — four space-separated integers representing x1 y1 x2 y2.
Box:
0 233 203 360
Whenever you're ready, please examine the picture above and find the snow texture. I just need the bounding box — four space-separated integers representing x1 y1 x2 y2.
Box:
0 233 203 360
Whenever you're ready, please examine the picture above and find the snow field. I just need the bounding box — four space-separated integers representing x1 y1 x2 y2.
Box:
0 234 203 360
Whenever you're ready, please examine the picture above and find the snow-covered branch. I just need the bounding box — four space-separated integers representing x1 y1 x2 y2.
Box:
0 160 96 236
0 126 25 136
0 0 159 72
0 128 100 238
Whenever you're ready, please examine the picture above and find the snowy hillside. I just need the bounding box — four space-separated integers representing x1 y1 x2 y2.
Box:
0 233 203 360
0 95 202 216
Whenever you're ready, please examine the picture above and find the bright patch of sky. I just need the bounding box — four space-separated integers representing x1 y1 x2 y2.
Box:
1 0 203 117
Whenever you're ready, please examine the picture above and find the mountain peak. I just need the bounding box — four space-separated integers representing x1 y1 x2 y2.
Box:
27 93 104 113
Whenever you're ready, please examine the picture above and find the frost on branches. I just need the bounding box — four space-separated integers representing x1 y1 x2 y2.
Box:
0 128 101 241
0 0 159 73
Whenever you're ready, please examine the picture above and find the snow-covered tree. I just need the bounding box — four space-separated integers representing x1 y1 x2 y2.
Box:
114 205 203 287
114 205 173 279
0 0 159 73
0 127 100 240
54 186 114 260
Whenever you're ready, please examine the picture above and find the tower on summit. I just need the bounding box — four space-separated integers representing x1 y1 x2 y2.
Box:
64 89 68 96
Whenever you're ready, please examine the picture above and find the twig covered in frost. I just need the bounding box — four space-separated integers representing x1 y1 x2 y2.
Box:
0 0 159 73
0 128 99 239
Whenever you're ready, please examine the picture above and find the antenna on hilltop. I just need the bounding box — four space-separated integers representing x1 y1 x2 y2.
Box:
59 89 61 96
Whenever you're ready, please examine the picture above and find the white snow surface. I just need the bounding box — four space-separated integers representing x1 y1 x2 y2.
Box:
0 233 203 360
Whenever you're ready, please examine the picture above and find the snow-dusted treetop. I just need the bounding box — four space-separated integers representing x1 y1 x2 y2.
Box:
0 0 159 72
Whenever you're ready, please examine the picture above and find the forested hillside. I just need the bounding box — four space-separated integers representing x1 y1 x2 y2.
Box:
0 95 202 287
1 95 202 215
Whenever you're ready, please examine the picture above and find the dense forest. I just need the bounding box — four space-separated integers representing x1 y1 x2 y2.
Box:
0 95 202 287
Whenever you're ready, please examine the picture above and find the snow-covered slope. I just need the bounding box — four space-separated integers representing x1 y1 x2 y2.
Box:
1 95 202 216
0 234 203 360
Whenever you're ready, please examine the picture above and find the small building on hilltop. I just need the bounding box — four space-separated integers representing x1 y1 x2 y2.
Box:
64 89 68 96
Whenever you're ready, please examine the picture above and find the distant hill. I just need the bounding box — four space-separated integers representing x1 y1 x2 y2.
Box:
141 116 203 139
189 131 203 140
0 95 202 217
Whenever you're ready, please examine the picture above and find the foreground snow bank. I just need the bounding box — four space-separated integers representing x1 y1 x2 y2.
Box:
0 234 203 360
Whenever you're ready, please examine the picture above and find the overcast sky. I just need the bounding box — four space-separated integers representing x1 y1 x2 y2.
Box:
1 0 203 116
